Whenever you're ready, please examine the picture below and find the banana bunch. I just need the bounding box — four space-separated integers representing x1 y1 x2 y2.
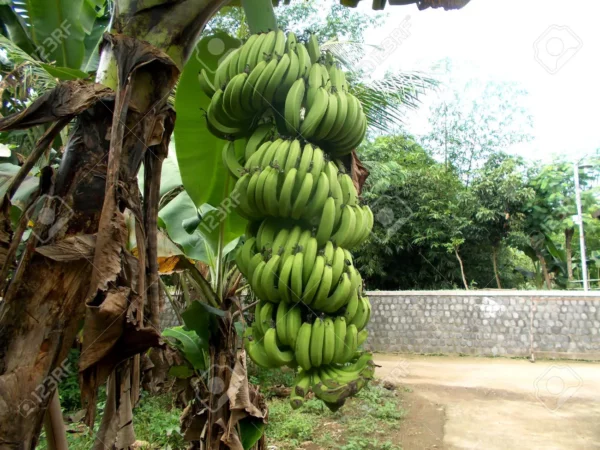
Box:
289 353 376 410
283 61 367 156
204 29 375 411
204 30 320 138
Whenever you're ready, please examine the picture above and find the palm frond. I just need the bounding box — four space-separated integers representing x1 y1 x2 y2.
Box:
323 40 438 133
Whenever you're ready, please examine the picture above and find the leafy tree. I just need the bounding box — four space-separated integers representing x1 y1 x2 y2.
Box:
424 79 533 185
469 153 534 288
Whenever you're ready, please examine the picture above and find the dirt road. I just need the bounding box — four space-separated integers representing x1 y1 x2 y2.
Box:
374 354 600 450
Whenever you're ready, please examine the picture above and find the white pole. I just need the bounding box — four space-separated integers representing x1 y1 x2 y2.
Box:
574 162 588 291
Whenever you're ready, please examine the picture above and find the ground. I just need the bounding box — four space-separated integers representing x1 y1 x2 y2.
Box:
375 353 600 450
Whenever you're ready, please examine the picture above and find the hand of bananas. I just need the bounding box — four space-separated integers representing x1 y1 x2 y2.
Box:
202 30 375 411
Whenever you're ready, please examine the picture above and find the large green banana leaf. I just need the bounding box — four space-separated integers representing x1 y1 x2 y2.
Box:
174 31 247 250
7 0 104 69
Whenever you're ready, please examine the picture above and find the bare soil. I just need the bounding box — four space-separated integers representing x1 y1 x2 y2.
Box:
375 354 600 450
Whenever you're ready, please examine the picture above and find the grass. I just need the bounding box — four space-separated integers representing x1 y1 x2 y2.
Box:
266 380 406 450
37 393 185 450
37 361 406 449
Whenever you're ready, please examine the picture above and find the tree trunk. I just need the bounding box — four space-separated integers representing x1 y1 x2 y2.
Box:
0 1 227 447
43 391 69 450
455 246 469 290
492 245 502 289
537 250 552 290
565 227 574 282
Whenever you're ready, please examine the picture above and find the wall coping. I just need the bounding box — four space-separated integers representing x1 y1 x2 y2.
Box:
366 290 600 298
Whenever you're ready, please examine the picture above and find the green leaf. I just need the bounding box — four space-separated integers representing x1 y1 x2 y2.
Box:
168 365 194 379
239 417 265 450
40 64 89 80
174 31 246 248
11 0 90 68
0 4 35 55
162 326 208 371
180 300 224 348
158 191 210 262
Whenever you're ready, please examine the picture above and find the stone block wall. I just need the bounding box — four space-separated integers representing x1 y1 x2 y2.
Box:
365 291 600 360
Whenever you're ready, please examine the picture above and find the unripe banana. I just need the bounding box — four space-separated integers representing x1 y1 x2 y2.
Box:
300 87 329 139
310 318 325 367
285 78 305 135
331 204 356 248
241 60 268 112
303 172 330 219
278 254 295 303
307 34 321 64
264 328 295 366
284 140 302 173
333 316 348 363
246 124 274 161
198 69 216 98
246 338 277 368
290 172 313 220
322 318 335 365
252 57 278 110
312 264 333 311
302 254 325 306
302 237 319 284
237 33 259 73
286 305 303 348
315 197 336 246
290 250 304 303
246 33 266 71
340 324 358 364
295 322 313 371
278 168 297 218
275 301 290 345
330 245 346 287
324 272 351 313
263 53 291 106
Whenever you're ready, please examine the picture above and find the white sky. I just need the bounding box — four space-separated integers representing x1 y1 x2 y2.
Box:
357 0 600 162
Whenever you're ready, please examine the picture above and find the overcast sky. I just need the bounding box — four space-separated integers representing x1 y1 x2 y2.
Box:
356 0 600 162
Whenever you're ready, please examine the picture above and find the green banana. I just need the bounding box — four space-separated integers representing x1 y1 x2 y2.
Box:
302 254 325 306
257 30 277 63
307 34 321 64
295 322 312 371
285 78 305 135
350 296 368 330
275 49 300 103
252 57 278 110
246 32 266 70
333 316 348 363
357 329 368 347
264 328 295 366
241 60 268 112
302 237 319 284
278 254 295 303
237 33 259 73
311 264 333 311
290 250 304 302
340 324 358 364
262 165 280 217
344 288 359 323
292 369 311 398
327 91 349 139
322 318 335 365
275 301 290 346
310 318 325 367
263 52 291 106
259 301 275 335
246 338 277 368
331 204 356 247
313 92 338 141
261 252 281 303
295 43 312 77
251 259 268 300
284 139 301 173
285 32 297 53
286 305 302 348
330 245 346 286
300 87 329 139
273 29 286 58
278 168 297 217
315 197 336 246
222 141 244 179
214 47 239 89
290 172 313 220
324 272 351 313
198 69 216 98
245 124 274 161
303 172 329 219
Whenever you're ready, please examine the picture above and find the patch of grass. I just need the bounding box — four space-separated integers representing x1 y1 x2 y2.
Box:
38 393 184 450
266 382 406 449
248 362 296 397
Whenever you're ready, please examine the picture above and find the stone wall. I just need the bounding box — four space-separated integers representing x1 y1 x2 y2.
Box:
365 291 600 360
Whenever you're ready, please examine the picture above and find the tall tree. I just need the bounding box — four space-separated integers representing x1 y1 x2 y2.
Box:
425 79 533 185
470 153 533 288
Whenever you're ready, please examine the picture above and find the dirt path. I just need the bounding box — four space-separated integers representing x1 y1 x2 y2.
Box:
374 354 600 450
